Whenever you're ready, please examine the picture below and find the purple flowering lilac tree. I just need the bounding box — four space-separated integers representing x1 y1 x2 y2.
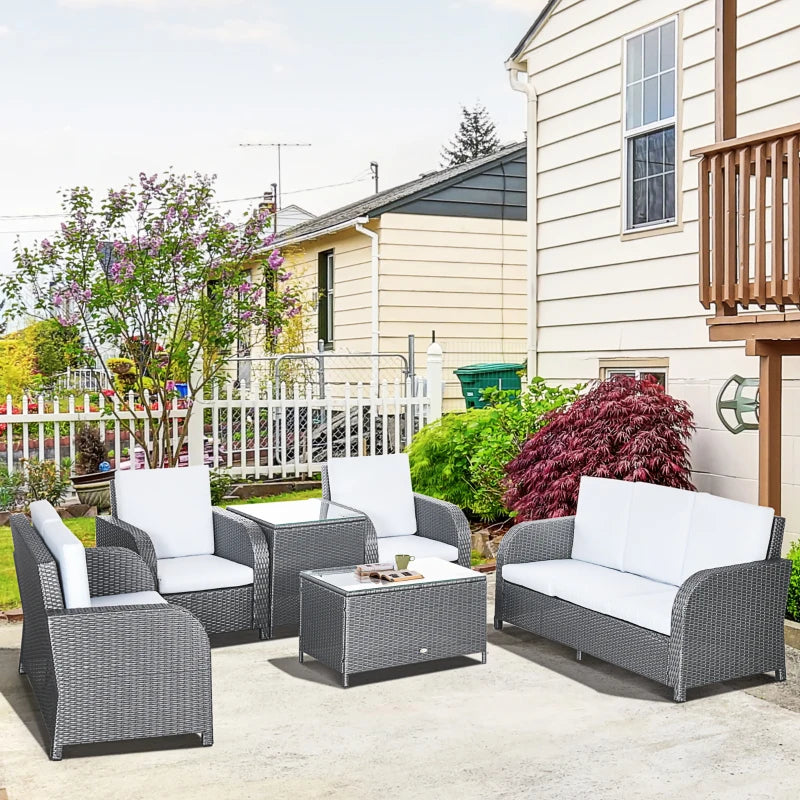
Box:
3 171 300 468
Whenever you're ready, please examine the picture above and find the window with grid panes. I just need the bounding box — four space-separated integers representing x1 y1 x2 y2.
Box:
623 19 677 230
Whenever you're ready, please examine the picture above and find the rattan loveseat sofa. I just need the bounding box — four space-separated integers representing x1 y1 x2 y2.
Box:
495 477 791 702
12 501 212 759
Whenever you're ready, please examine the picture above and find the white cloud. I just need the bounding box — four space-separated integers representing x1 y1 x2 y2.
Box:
168 18 283 44
59 0 238 8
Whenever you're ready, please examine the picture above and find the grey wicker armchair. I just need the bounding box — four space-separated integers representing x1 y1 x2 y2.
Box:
495 477 791 702
322 455 471 568
96 466 270 638
11 510 212 760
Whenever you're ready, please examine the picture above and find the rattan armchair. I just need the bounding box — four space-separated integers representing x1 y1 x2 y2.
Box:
97 469 270 638
11 513 212 760
321 457 471 567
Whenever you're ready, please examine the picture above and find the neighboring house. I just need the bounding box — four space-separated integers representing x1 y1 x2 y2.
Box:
274 204 315 234
507 0 800 544
258 143 528 408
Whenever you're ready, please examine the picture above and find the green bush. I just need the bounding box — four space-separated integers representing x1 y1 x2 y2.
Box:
787 540 800 622
0 467 25 512
407 408 492 513
469 381 582 520
209 470 234 506
23 458 73 507
407 379 581 521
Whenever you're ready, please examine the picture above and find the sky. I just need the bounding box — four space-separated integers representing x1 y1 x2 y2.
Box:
0 0 543 278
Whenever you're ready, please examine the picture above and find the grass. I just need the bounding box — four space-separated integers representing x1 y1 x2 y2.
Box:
0 488 322 611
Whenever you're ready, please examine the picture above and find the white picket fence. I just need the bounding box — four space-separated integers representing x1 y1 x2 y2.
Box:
0 345 444 479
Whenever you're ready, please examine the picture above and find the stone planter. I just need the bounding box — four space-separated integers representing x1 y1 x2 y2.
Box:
785 619 800 650
71 470 115 513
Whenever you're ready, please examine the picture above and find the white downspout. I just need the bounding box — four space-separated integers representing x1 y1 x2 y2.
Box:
507 62 539 380
354 218 380 386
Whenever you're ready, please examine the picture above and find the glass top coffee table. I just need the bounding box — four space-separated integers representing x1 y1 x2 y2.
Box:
227 499 367 638
299 557 487 686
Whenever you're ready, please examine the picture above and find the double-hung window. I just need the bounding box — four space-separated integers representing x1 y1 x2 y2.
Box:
623 19 678 231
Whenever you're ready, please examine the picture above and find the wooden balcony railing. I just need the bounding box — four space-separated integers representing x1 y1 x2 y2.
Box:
691 122 800 317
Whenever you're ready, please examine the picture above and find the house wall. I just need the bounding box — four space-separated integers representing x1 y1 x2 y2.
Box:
247 225 375 388
519 0 800 546
377 212 527 409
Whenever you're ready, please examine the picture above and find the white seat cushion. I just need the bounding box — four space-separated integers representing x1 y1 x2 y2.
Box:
114 465 215 559
157 555 254 594
327 454 417 538
681 493 774 581
377 534 459 564
90 591 166 608
37 516 92 609
571 476 635 571
623 482 697 586
502 559 672 615
603 588 678 636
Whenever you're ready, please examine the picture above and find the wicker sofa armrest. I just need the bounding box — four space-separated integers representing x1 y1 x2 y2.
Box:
413 493 471 567
95 515 158 578
212 507 269 571
84 546 157 597
496 516 575 570
668 558 791 695
47 602 210 691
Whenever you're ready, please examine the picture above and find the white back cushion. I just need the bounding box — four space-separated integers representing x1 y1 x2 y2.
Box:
38 517 92 609
29 499 62 534
623 482 697 586
326 454 417 538
681 493 774 581
114 466 215 559
571 476 635 570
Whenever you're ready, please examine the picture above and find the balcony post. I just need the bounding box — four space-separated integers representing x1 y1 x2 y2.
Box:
715 0 737 141
758 350 782 513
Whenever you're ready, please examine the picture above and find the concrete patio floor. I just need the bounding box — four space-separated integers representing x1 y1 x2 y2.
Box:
1 580 799 800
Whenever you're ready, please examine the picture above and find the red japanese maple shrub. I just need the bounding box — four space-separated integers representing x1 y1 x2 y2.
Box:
504 375 695 521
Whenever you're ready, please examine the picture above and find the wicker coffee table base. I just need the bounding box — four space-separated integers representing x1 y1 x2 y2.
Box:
299 573 487 687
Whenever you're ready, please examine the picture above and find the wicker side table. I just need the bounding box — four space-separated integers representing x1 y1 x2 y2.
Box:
299 557 487 686
227 499 367 638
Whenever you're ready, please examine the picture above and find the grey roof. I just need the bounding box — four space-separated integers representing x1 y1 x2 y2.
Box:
508 0 560 62
275 141 526 244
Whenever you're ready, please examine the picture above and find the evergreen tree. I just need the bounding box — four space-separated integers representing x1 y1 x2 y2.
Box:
441 103 501 167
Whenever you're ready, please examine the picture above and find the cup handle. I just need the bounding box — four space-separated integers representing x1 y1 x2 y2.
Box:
409 555 415 561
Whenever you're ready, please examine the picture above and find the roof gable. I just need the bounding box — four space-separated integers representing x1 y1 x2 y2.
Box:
508 0 561 63
276 141 526 244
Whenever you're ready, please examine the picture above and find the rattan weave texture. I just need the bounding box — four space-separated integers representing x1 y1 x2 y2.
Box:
300 565 486 686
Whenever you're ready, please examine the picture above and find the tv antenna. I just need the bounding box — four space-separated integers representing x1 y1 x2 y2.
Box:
238 141 311 208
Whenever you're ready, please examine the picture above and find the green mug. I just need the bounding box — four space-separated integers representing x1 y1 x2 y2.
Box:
395 554 415 571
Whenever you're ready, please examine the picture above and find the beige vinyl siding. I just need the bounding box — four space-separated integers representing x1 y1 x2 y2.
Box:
378 213 527 409
520 0 800 543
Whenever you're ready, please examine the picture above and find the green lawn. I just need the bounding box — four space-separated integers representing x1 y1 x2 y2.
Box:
0 488 322 611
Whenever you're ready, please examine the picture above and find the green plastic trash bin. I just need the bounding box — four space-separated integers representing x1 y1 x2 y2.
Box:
454 362 525 409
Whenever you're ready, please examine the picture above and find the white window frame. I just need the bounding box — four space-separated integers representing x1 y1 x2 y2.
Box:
622 17 679 233
604 366 669 389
